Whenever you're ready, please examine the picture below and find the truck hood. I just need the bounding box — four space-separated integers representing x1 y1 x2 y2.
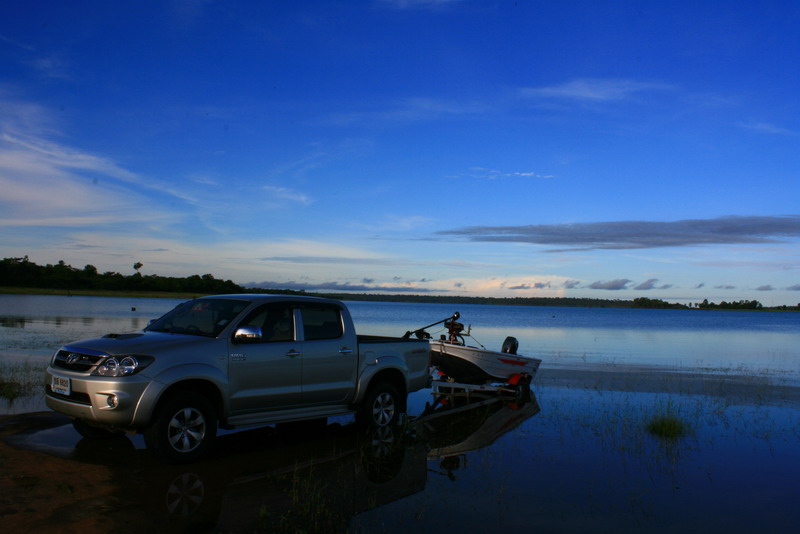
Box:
62 330 218 355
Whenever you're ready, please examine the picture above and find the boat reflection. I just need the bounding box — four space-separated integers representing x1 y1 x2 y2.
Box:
23 390 539 532
415 390 540 481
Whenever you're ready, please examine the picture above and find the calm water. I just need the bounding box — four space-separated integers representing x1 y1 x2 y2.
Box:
2 294 798 376
1 294 799 532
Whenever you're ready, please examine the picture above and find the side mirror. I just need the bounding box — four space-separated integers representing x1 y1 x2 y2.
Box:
234 326 263 342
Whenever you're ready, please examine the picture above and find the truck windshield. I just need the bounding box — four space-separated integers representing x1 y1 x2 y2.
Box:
145 298 249 337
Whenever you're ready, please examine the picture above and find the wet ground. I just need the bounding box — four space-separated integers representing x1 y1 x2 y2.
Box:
2 370 800 533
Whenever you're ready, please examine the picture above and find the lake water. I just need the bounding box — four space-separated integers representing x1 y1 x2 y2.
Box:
1 294 799 532
3 294 798 378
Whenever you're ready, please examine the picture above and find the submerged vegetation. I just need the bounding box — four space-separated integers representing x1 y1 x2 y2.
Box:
0 360 40 402
647 413 687 439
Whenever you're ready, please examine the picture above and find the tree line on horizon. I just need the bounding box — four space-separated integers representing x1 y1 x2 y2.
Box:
0 256 243 295
1 256 787 310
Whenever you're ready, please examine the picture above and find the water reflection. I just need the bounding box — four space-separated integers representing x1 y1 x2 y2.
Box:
417 393 540 481
0 317 27 328
3 391 539 533
2 295 799 379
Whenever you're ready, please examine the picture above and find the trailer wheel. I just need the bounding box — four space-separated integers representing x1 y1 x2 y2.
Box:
144 391 217 464
360 382 402 429
515 375 532 402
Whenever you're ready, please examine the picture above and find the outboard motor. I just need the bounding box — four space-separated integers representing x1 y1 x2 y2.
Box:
501 336 519 354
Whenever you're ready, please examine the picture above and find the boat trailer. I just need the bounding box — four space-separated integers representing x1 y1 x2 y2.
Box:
429 369 532 404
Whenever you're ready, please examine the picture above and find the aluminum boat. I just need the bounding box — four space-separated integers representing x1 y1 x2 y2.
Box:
405 312 541 385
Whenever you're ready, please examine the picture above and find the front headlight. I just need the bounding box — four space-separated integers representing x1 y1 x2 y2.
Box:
93 355 154 377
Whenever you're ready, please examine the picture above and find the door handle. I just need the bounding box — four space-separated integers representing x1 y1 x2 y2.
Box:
338 347 353 355
286 350 303 358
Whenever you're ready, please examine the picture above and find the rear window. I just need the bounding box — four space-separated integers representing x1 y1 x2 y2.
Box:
301 306 343 340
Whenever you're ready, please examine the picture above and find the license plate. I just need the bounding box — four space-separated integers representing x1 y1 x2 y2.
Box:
51 375 71 396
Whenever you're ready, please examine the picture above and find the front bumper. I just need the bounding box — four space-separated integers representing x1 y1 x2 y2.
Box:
45 367 151 428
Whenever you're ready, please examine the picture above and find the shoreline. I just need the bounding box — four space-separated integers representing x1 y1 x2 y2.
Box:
0 286 202 299
2 286 797 311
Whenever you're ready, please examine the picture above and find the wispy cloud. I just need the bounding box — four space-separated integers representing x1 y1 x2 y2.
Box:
438 215 800 252
327 97 487 125
457 167 556 180
245 279 438 293
2 132 138 182
29 55 72 79
378 0 463 10
259 255 402 266
738 121 795 135
0 33 35 51
263 185 313 205
0 96 184 229
520 78 672 102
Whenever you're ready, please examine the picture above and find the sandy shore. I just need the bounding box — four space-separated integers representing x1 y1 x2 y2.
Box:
0 412 118 534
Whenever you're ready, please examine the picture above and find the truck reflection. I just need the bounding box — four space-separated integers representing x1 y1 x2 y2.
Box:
65 391 540 532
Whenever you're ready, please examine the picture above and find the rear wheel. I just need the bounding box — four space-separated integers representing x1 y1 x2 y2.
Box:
144 391 217 464
359 382 403 429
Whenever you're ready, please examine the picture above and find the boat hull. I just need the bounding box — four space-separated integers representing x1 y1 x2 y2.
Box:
429 340 541 384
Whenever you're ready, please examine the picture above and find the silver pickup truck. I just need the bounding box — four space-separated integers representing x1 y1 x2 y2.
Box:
45 294 431 463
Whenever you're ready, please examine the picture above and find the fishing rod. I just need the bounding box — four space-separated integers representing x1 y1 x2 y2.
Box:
402 312 460 339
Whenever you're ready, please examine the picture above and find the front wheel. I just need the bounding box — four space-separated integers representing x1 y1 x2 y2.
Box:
144 391 217 464
359 382 403 429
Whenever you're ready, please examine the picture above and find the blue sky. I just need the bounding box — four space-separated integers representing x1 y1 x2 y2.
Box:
1 0 799 305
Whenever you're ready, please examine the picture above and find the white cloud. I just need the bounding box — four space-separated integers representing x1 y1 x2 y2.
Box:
738 121 795 135
263 185 313 205
379 0 463 10
463 167 556 180
326 97 488 125
521 78 672 101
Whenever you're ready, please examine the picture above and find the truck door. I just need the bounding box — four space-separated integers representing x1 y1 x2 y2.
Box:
228 304 303 415
298 304 358 405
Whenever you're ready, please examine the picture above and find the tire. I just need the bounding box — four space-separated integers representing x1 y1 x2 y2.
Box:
359 382 403 429
515 374 532 402
144 391 217 464
72 418 125 439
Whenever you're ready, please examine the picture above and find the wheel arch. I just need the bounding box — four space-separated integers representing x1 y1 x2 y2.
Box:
136 377 225 430
362 368 408 411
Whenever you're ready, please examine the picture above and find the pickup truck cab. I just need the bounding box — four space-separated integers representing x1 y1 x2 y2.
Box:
45 295 431 463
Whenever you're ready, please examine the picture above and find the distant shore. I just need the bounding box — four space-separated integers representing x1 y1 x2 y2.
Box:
0 286 201 299
1 286 796 311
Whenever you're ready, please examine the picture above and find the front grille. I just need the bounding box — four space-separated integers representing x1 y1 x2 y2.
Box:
52 350 104 373
45 385 92 405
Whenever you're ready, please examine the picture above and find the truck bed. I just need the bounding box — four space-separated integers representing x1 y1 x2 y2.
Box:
357 334 430 344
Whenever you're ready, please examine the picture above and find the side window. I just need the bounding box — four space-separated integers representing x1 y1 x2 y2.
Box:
238 305 295 342
301 306 344 341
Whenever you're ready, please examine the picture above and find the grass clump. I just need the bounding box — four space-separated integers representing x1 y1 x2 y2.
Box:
647 413 687 439
645 399 689 440
0 360 41 401
0 379 24 401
